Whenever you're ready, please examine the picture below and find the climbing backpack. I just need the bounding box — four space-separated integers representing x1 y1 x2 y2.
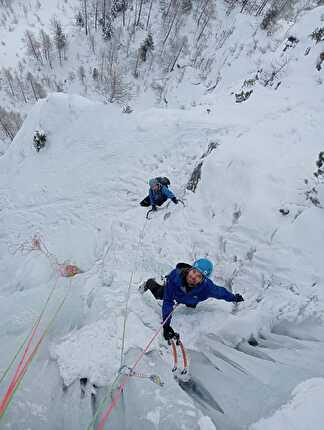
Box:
156 176 171 187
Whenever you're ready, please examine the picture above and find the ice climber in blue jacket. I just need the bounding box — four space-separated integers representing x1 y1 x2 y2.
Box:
140 177 178 211
139 258 244 342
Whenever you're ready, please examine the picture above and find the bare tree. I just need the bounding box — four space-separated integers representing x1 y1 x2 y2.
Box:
40 29 53 68
89 33 96 53
196 15 209 43
82 0 89 35
146 0 154 29
162 0 180 47
0 107 23 141
51 18 67 65
2 68 16 98
240 0 249 13
163 0 176 21
78 65 86 84
25 30 43 65
168 36 187 71
0 0 14 12
26 72 39 101
14 73 28 103
102 0 107 29
101 64 132 103
136 0 144 26
93 0 99 30
133 50 140 78
256 0 272 15
196 0 209 28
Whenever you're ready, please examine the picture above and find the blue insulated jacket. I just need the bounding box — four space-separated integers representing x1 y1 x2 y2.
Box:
162 267 237 324
149 185 175 206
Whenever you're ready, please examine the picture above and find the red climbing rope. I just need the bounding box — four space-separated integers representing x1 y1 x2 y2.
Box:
0 279 71 419
0 237 82 420
2 277 58 392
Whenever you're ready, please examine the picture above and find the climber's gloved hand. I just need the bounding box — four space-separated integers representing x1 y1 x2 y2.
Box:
171 197 178 204
234 293 244 303
151 205 157 211
163 325 179 343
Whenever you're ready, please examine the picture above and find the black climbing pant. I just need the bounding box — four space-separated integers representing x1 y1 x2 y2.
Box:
140 196 167 207
145 278 165 299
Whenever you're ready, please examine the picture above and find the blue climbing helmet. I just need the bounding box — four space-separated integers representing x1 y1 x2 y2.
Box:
149 178 160 188
192 258 213 277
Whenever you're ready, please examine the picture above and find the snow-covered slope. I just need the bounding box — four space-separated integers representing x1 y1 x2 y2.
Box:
0 0 76 67
1 3 324 430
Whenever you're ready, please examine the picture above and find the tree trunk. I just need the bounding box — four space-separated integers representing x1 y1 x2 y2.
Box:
84 0 88 35
196 16 209 43
169 40 184 72
122 8 125 27
0 115 14 140
95 0 98 31
103 0 106 29
256 0 270 16
136 0 144 26
134 50 140 77
240 0 249 13
26 31 43 64
16 75 28 103
4 69 16 98
146 0 154 29
197 0 209 28
29 78 38 101
162 2 179 47
164 0 174 20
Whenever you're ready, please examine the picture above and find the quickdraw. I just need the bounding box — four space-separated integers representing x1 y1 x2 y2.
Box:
118 365 164 387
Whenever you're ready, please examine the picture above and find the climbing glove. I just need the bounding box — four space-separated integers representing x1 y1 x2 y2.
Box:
171 197 178 204
234 293 244 303
152 205 157 211
163 325 179 343
185 303 197 308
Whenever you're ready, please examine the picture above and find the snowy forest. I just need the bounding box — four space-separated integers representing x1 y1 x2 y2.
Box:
1 0 323 147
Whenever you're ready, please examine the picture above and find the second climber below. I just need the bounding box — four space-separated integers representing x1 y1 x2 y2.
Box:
139 258 244 342
140 177 178 211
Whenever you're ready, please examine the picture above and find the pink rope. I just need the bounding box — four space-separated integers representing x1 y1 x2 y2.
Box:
97 305 179 430
0 278 59 417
